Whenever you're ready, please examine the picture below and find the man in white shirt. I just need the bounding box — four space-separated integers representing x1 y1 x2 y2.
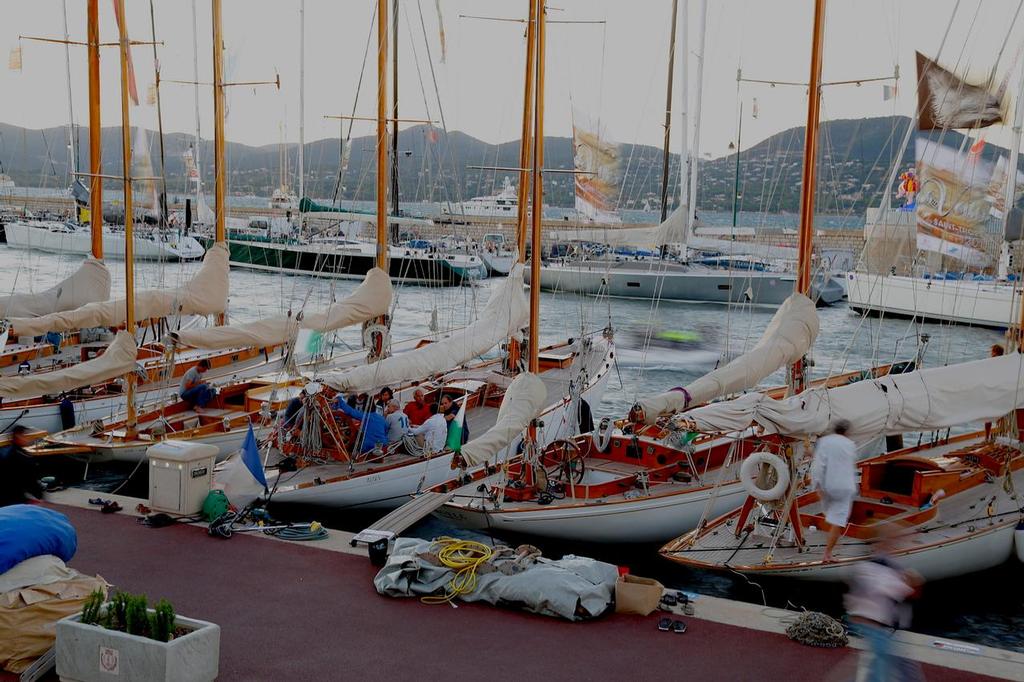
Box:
810 419 858 562
384 399 410 444
402 404 447 456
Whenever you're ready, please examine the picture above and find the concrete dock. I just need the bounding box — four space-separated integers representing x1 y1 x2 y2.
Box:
3 491 1019 681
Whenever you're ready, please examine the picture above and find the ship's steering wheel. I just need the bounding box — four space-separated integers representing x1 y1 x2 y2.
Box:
540 438 586 485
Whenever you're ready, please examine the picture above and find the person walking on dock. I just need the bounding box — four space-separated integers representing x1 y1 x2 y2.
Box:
809 419 857 562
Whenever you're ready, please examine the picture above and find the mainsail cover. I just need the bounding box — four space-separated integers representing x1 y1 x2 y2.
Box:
8 243 229 337
636 293 819 423
0 330 137 401
171 267 392 349
679 353 1024 442
0 258 111 318
323 264 529 393
460 373 548 467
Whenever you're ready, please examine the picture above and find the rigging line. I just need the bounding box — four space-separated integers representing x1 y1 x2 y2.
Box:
416 0 464 209
148 0 169 229
332 3 378 207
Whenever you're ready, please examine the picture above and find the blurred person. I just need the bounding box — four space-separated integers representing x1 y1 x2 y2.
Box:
0 426 44 506
845 526 924 681
810 419 857 562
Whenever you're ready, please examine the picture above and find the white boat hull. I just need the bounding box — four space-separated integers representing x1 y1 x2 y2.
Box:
744 520 1018 583
4 221 205 261
846 272 1022 329
435 478 749 544
1015 523 1024 563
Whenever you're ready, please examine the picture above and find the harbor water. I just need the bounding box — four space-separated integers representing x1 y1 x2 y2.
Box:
1 246 1018 655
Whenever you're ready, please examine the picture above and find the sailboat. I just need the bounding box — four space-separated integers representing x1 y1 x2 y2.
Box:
663 1 1024 581
532 0 845 308
846 44 1024 328
240 0 612 511
435 0 882 543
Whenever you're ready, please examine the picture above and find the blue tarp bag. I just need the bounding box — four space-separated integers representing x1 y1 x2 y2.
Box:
0 505 77 574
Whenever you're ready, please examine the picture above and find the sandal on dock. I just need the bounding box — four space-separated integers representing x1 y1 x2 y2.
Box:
657 618 672 632
671 620 687 634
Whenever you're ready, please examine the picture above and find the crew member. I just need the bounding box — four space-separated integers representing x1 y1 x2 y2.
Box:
810 419 857 562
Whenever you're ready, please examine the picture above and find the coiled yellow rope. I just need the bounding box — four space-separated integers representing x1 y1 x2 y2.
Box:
421 537 494 605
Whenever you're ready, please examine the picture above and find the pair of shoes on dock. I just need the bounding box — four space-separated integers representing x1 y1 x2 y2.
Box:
657 617 687 634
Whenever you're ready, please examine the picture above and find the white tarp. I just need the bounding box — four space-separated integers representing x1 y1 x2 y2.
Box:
637 293 819 423
548 205 689 248
323 264 529 393
8 243 229 337
0 259 111 318
171 267 392 349
679 353 1024 441
0 330 137 400
460 373 547 466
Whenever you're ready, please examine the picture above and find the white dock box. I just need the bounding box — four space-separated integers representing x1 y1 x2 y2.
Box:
147 441 218 515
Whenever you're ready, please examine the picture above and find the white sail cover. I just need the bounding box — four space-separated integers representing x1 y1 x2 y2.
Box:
548 206 689 248
460 373 548 467
171 267 392 349
8 243 229 337
637 293 819 423
680 353 1024 441
323 264 529 393
0 330 137 401
0 258 111 318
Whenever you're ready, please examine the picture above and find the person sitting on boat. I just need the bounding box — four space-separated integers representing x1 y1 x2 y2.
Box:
403 388 432 426
376 387 394 415
402 404 447 457
333 394 388 454
179 359 215 409
439 394 469 445
384 399 410 444
809 419 857 563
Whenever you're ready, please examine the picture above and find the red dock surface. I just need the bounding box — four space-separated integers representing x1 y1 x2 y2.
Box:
10 504 1007 681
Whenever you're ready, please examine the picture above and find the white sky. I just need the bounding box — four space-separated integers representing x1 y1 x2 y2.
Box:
0 0 1019 161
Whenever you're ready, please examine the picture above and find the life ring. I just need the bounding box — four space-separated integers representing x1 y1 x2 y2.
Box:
739 451 790 502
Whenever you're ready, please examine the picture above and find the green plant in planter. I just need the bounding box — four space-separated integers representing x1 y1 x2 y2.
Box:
80 589 105 626
150 599 176 643
107 591 130 630
124 594 150 638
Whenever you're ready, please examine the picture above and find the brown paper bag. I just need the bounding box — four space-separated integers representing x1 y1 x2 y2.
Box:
614 574 664 615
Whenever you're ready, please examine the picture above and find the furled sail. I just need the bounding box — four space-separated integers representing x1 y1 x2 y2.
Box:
460 373 548 467
7 243 229 337
322 264 529 393
0 258 111 319
636 293 819 423
170 268 393 349
678 353 1024 442
0 330 137 401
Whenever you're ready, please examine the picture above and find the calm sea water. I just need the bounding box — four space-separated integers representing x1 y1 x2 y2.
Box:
2 245 1017 654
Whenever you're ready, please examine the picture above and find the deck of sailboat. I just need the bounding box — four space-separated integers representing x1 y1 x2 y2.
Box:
270 357 600 491
664 435 1024 571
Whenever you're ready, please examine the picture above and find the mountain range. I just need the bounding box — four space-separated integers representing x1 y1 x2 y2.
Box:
0 116 995 214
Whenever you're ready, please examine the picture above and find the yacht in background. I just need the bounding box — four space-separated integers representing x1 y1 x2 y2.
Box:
441 176 519 218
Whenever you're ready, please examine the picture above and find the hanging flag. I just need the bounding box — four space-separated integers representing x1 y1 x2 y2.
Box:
425 126 439 144
8 46 22 72
305 330 324 357
146 82 158 106
915 137 995 268
882 84 897 101
241 422 268 488
572 110 623 224
435 0 447 64
445 397 467 453
916 52 1002 131
751 97 759 119
111 0 140 105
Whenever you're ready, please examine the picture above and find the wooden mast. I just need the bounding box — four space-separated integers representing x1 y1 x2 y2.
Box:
528 0 546 375
791 0 826 394
211 0 227 325
87 0 102 259
504 0 537 374
115 0 137 431
658 0 679 223
376 0 389 270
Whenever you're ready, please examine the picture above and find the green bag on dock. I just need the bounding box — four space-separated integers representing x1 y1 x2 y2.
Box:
201 490 230 523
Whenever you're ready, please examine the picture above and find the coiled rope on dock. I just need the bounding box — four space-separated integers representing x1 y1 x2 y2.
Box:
421 537 494 605
785 611 849 648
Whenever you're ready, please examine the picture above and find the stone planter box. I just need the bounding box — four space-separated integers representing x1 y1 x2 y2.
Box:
55 608 220 682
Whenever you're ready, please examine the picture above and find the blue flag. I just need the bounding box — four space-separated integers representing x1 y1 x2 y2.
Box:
241 423 268 489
